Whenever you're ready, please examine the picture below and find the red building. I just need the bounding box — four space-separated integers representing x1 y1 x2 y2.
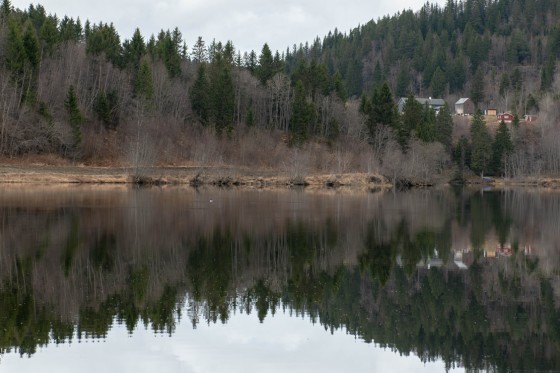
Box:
497 113 514 123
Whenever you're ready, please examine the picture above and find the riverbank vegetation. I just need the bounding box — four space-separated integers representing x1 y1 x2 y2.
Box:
1 0 560 185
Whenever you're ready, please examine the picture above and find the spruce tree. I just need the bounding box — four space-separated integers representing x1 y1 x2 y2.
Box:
399 93 422 150
470 110 492 176
123 28 145 69
210 62 235 134
23 24 40 70
39 16 58 55
332 70 346 102
435 102 453 154
290 80 313 145
417 103 436 142
5 18 25 78
64 85 83 149
257 43 274 85
470 67 485 108
491 120 513 176
0 0 11 20
190 64 210 125
191 36 207 63
135 59 154 101
372 82 397 129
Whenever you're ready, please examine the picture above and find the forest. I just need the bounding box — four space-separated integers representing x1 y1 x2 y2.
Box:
1 0 560 182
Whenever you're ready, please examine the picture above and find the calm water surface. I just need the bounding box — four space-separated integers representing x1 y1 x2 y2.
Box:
1 186 559 372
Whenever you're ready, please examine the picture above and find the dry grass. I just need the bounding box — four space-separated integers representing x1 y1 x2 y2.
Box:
0 159 392 190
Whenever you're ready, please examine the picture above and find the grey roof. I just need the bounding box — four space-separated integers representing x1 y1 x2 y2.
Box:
456 98 470 105
399 97 446 106
415 97 446 106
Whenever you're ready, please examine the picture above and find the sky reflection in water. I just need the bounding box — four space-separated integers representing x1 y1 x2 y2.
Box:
2 303 460 373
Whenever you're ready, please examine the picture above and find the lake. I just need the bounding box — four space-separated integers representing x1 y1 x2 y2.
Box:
1 185 559 372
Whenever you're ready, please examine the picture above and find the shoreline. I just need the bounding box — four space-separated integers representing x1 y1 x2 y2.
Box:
0 163 394 190
1 163 560 190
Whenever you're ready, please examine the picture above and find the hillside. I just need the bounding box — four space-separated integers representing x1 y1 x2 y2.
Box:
0 0 560 183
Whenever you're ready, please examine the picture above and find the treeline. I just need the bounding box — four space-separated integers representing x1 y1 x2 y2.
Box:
288 0 560 102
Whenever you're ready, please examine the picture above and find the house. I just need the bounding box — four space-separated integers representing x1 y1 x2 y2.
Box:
524 114 538 123
397 97 446 114
455 98 475 115
497 112 514 123
485 108 497 116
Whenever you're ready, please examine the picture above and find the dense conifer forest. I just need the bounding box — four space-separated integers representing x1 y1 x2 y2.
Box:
1 0 560 182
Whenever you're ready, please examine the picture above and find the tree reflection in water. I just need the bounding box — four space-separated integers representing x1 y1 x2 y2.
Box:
0 187 559 371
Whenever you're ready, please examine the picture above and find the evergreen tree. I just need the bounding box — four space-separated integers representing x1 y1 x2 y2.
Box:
23 24 40 70
435 102 453 154
491 120 513 176
470 67 485 108
94 90 119 129
0 0 11 20
332 70 346 102
395 62 410 98
135 59 154 101
417 103 436 142
190 64 210 125
86 23 122 66
400 93 422 150
290 80 314 145
64 85 83 149
5 18 25 77
123 28 145 69
453 135 471 180
39 16 58 55
470 111 492 176
429 67 446 98
374 82 396 128
257 43 274 85
245 50 257 73
156 29 181 77
209 60 235 134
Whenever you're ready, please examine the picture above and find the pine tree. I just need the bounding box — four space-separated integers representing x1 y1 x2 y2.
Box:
64 85 83 149
470 110 492 176
491 120 513 176
190 64 210 125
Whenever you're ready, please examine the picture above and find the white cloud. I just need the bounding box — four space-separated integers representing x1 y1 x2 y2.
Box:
12 0 446 52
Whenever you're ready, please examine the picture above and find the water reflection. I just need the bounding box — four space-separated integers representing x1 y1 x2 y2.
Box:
1 186 560 372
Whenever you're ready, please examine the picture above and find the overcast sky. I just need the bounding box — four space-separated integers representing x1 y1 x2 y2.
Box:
12 0 446 53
